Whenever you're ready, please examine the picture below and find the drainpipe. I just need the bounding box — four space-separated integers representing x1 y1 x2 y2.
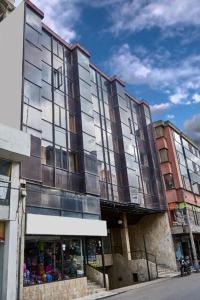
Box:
180 134 199 271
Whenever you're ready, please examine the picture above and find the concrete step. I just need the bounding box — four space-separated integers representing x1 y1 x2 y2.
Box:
86 279 106 296
157 266 179 278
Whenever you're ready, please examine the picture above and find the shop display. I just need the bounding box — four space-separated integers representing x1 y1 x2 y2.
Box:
24 237 84 286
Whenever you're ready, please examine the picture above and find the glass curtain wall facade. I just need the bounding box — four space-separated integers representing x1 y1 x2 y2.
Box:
20 2 166 287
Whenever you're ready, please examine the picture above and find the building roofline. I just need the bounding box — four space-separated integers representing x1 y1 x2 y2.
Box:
125 92 139 104
110 75 125 87
25 0 44 18
90 63 110 81
42 23 71 49
154 120 200 150
139 99 150 107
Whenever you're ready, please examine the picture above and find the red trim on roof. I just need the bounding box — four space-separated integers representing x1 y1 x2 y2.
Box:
25 0 44 18
70 43 91 57
110 76 125 87
42 23 71 49
139 99 150 106
90 63 110 81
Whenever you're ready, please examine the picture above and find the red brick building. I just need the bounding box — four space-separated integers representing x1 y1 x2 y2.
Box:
154 120 200 263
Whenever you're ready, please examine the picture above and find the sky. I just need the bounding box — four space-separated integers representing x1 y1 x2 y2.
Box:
16 0 200 145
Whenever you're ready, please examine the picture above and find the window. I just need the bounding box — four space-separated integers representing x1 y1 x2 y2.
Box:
69 152 77 172
41 140 54 166
54 105 66 129
159 148 169 163
23 104 42 131
24 79 41 109
53 67 63 90
164 173 175 189
68 114 76 133
24 61 42 87
0 159 11 204
24 237 84 286
26 24 40 47
155 126 164 138
55 146 67 169
128 118 133 134
41 98 52 122
42 62 51 84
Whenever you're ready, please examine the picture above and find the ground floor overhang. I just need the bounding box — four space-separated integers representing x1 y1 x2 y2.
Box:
26 213 107 236
100 200 166 227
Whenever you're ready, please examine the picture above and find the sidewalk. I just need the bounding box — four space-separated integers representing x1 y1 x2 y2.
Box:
76 275 179 300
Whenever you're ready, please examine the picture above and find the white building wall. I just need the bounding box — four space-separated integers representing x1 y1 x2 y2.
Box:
0 1 24 130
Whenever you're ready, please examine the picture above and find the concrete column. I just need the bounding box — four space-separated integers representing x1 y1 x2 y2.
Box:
120 213 131 260
2 163 20 300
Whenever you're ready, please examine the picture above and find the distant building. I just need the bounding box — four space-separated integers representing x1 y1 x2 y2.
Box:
154 120 200 263
0 0 14 22
0 1 177 299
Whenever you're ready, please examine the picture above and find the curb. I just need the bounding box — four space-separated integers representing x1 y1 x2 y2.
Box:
78 275 179 300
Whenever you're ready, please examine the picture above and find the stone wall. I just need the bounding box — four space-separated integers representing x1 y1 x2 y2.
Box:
107 254 157 290
23 277 87 300
129 212 177 270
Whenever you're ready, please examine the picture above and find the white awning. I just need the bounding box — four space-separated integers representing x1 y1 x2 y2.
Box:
26 213 107 237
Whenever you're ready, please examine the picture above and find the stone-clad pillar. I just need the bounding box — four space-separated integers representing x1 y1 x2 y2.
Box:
120 213 131 260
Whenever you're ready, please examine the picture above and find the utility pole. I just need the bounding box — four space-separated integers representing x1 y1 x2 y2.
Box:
180 134 199 271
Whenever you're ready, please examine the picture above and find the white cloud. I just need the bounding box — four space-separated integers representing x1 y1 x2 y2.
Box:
167 114 175 119
150 102 171 114
169 88 188 104
192 93 200 103
109 0 200 35
108 44 200 107
31 0 81 42
183 114 200 146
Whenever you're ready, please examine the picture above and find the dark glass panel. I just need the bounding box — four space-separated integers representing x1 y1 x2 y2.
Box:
24 61 42 87
81 113 95 136
42 46 52 65
31 135 41 158
21 156 42 182
23 104 42 131
24 79 41 109
82 133 96 153
42 165 54 186
42 81 52 100
42 121 53 141
26 7 42 32
55 127 67 147
25 24 40 47
41 140 54 166
25 40 42 69
42 62 52 84
42 30 51 50
41 98 52 122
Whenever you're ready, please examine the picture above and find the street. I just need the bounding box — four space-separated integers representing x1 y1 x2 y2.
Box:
105 273 200 300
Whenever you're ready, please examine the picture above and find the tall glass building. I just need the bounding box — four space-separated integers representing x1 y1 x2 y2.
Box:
0 1 177 299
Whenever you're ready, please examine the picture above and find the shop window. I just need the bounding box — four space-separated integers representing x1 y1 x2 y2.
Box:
164 173 175 190
24 237 84 286
159 148 169 163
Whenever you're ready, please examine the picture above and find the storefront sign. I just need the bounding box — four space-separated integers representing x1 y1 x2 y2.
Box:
26 214 107 237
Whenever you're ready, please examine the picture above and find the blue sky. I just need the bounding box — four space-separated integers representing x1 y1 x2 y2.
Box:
16 0 200 144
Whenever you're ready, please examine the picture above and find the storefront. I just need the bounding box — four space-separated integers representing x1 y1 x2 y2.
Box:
24 236 84 286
